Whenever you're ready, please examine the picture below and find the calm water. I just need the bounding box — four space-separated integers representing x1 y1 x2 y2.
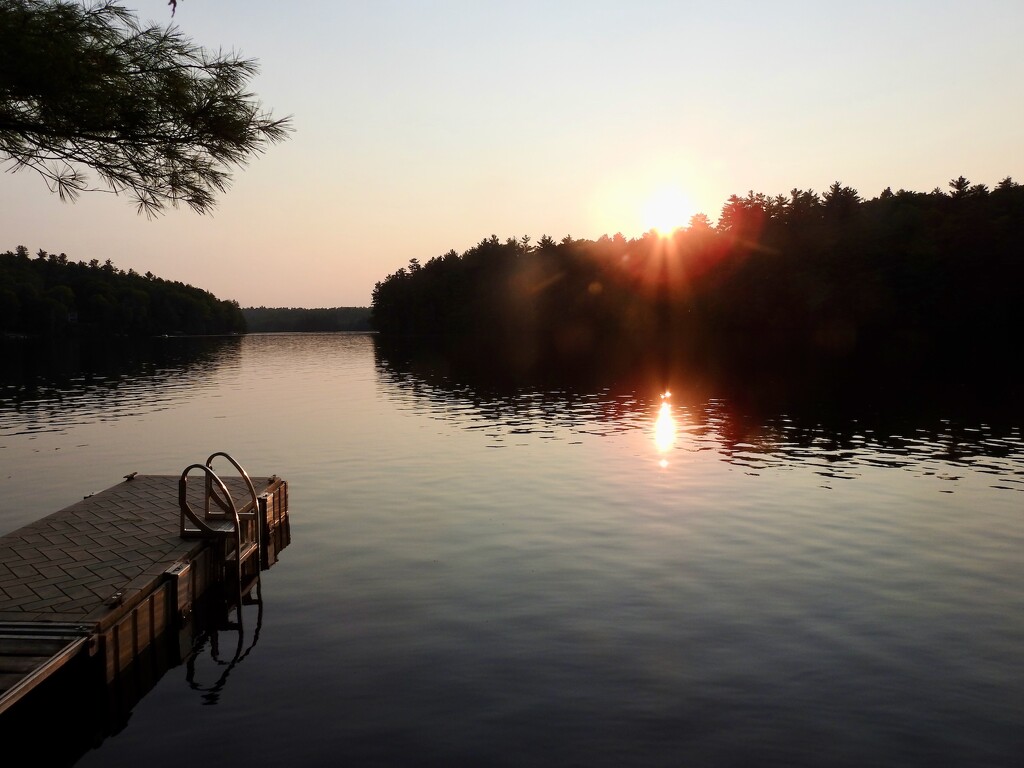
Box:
1 333 1022 767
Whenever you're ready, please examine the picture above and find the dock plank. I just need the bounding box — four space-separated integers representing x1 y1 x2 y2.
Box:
0 638 71 656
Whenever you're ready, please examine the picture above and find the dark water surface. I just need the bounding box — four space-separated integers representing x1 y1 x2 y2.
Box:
1 334 1022 766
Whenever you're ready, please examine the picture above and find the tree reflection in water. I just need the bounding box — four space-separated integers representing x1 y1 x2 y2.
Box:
373 335 1024 485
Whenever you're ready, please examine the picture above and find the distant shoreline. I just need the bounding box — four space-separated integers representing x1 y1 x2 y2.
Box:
241 306 371 333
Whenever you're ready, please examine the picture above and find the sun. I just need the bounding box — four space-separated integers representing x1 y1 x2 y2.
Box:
642 186 695 236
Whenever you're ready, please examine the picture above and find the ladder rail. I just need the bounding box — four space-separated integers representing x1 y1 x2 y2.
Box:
205 451 261 553
178 456 262 613
179 463 241 542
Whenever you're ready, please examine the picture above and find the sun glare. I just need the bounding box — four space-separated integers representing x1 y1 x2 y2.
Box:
654 391 677 466
643 187 695 236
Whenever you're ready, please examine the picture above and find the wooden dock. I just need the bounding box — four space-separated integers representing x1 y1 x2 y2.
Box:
0 472 288 715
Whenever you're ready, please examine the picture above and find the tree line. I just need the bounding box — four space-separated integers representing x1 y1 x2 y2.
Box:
0 246 246 336
242 306 371 333
371 177 1024 371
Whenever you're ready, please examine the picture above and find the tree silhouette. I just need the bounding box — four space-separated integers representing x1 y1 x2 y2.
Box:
0 245 246 335
371 176 1024 374
949 176 971 198
822 182 861 220
0 0 291 214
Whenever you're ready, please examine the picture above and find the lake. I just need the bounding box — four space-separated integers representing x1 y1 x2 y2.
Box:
1 333 1022 767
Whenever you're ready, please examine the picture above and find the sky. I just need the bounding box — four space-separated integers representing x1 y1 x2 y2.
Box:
2 0 1023 308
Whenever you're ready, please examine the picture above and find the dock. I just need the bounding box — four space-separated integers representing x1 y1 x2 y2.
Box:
0 471 289 715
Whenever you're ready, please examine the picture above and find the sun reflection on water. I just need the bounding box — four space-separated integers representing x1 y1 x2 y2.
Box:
654 391 676 466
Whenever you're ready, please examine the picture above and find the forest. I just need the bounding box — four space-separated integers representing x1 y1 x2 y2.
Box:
371 177 1024 373
242 306 371 333
0 246 245 336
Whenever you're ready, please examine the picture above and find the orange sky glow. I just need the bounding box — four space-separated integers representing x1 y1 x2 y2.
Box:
2 1 1021 307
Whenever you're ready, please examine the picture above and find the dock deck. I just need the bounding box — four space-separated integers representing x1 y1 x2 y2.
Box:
0 472 288 714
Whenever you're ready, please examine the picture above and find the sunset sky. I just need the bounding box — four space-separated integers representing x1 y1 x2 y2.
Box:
2 0 1022 308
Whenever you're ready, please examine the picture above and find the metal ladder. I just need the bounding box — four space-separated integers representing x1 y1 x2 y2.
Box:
178 452 262 600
